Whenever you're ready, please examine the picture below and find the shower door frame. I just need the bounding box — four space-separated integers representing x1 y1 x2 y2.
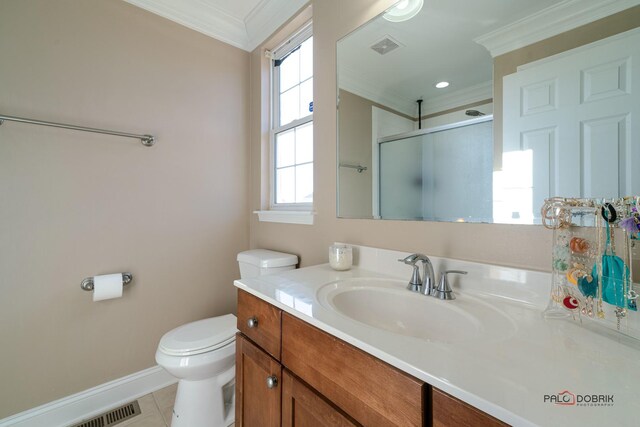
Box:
373 115 494 220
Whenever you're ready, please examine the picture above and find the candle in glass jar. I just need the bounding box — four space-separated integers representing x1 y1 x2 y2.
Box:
329 244 353 270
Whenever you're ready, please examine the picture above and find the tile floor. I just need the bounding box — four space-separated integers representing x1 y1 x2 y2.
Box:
116 383 177 427
90 382 234 427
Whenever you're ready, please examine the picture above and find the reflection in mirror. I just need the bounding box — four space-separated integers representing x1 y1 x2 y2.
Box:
337 0 640 224
378 117 493 221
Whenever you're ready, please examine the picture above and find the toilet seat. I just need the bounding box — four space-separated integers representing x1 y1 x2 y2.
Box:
159 314 237 357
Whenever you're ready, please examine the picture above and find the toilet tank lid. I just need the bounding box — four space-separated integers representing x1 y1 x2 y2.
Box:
237 249 298 268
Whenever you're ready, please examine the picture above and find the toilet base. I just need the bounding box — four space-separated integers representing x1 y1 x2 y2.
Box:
171 366 235 427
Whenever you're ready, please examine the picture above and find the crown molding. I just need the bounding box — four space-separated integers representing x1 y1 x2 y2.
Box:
474 0 640 58
245 0 309 51
123 0 308 52
124 0 248 49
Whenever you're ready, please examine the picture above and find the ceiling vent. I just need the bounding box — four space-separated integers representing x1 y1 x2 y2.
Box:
370 36 403 55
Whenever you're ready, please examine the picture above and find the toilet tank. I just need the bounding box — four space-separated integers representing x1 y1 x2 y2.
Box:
237 249 298 279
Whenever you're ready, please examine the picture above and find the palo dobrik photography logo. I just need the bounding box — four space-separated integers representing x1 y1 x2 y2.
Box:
544 390 576 406
543 390 614 407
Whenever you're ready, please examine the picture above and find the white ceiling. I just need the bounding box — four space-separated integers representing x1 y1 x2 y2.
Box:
123 0 308 51
338 0 640 116
338 0 561 116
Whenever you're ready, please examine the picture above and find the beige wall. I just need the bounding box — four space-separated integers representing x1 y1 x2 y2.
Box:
493 5 640 169
249 0 553 271
0 0 249 417
338 90 374 218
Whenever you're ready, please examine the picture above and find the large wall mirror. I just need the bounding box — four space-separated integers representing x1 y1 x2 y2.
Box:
337 0 640 224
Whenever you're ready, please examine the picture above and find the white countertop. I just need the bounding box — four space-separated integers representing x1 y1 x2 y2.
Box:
234 245 640 427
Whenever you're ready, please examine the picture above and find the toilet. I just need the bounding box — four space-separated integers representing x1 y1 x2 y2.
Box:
155 249 298 427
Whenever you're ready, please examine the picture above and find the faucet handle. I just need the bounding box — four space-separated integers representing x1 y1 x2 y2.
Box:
399 254 424 292
407 264 422 292
398 254 419 265
443 270 468 276
433 270 467 300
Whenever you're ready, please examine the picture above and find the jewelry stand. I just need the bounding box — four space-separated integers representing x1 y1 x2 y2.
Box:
542 197 640 340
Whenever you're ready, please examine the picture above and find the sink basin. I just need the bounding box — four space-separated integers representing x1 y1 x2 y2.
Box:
317 278 516 344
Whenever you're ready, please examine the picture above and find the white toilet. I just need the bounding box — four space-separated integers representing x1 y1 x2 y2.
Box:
155 249 298 427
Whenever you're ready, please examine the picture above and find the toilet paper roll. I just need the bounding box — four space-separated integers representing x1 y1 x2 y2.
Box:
93 273 124 302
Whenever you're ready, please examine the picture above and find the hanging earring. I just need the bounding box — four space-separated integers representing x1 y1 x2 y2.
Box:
601 203 617 223
597 300 605 319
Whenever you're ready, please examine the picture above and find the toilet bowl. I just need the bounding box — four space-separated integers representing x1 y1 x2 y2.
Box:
156 315 237 427
155 249 298 427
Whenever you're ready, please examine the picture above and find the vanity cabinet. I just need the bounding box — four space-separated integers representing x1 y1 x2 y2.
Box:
235 289 508 427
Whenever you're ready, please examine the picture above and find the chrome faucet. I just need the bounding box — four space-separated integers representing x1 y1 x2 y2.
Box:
398 253 435 296
399 254 466 300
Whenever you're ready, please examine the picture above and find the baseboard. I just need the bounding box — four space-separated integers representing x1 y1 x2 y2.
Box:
0 366 177 427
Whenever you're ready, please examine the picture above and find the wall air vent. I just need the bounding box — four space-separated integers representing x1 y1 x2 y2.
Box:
370 35 403 55
70 401 141 427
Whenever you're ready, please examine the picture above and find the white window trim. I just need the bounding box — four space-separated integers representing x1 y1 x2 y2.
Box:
254 210 315 225
268 21 314 214
272 21 313 63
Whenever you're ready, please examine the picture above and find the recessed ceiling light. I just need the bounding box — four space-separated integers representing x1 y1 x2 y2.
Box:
435 81 450 89
383 0 424 23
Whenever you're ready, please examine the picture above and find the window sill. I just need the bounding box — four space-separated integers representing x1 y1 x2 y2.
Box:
254 210 315 225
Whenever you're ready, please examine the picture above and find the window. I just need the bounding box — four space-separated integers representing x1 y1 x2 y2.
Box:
271 24 313 208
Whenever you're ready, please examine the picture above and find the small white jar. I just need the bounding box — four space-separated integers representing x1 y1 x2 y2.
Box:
329 244 353 271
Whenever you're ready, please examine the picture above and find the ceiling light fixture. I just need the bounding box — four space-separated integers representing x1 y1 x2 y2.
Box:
435 81 450 89
383 0 424 23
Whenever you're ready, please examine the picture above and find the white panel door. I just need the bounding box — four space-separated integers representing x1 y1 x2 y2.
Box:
503 28 640 212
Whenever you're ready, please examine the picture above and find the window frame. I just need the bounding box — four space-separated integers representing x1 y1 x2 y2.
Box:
269 22 314 210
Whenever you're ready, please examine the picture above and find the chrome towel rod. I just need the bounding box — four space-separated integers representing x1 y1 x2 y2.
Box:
0 114 155 146
339 163 368 173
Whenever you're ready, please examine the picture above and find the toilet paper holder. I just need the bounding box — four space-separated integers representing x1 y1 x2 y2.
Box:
81 273 133 291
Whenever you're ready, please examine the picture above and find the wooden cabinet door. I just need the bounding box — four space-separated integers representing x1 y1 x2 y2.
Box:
282 370 359 427
432 388 508 427
282 313 424 427
236 334 282 427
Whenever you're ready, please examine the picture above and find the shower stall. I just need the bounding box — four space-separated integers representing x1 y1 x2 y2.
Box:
377 116 493 222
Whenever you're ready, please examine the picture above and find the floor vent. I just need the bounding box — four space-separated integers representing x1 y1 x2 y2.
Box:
70 400 141 427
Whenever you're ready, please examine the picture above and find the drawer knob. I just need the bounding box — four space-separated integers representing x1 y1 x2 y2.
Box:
247 316 258 328
266 375 278 389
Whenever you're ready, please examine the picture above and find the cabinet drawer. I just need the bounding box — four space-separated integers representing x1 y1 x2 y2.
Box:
282 313 425 427
432 389 509 427
237 289 282 360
